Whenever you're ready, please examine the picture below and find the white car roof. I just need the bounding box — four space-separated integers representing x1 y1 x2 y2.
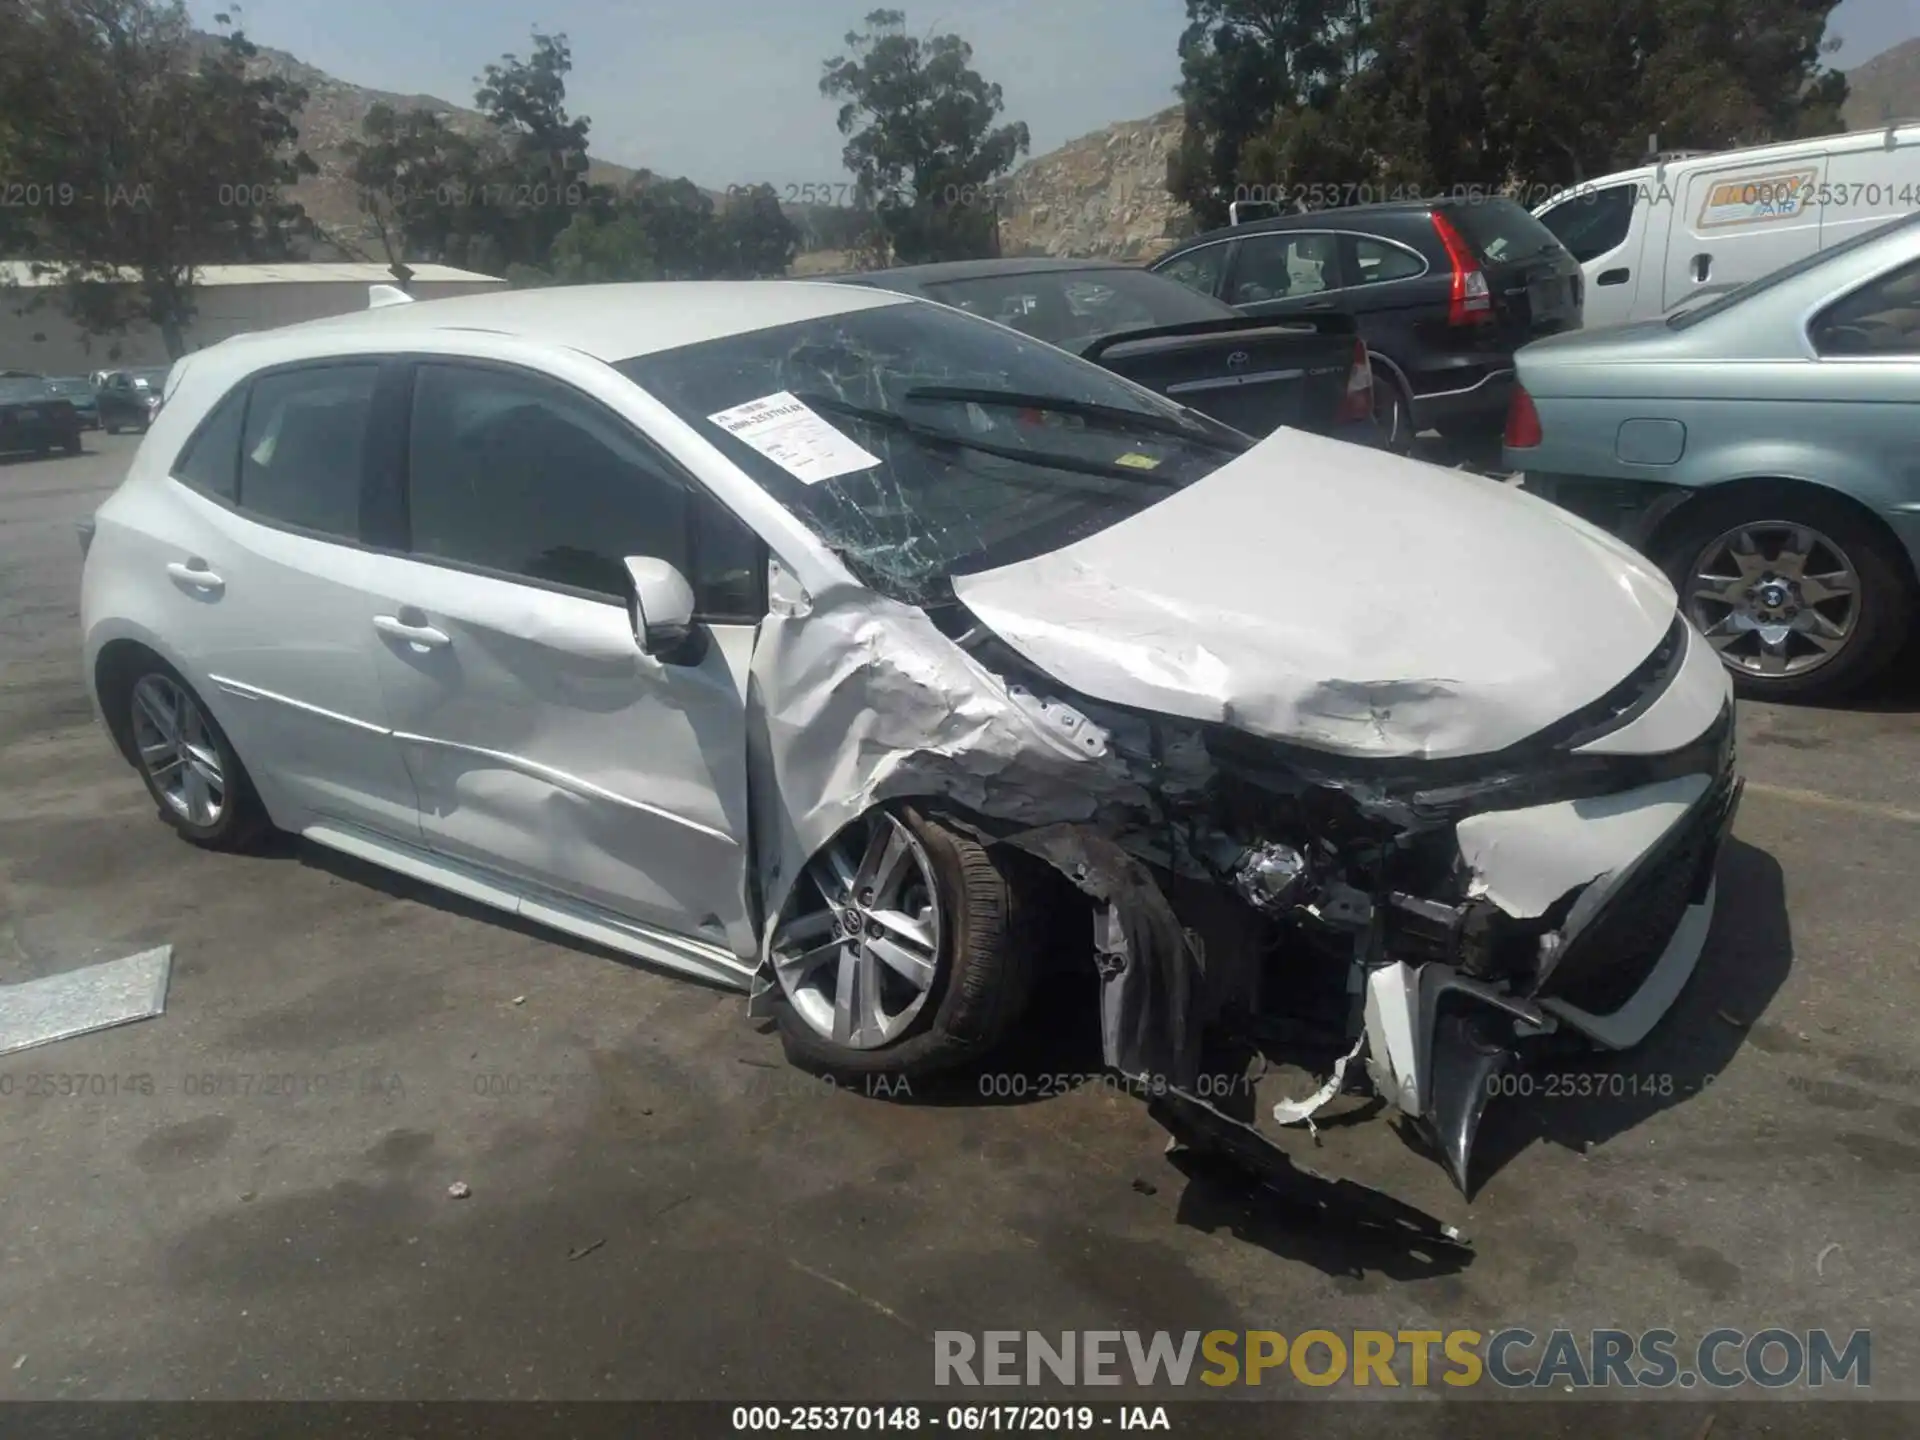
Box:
269 279 909 362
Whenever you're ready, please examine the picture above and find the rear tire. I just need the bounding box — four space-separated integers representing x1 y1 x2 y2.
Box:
1656 486 1913 701
770 806 1041 1081
113 657 270 851
1370 364 1415 455
63 431 82 456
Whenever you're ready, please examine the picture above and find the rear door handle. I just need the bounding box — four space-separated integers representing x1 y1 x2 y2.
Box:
165 559 224 593
1691 253 1712 282
1597 268 1630 286
373 613 452 649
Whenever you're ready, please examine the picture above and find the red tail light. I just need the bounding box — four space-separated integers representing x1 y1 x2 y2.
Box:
1334 337 1373 424
1504 383 1542 448
1431 211 1494 326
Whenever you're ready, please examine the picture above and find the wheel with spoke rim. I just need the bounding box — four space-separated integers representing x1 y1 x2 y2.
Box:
1658 490 1913 700
109 656 268 850
767 806 1044 1078
771 810 943 1050
131 672 228 827
1683 519 1860 680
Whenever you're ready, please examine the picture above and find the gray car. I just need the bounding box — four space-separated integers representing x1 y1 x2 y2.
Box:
1505 211 1920 699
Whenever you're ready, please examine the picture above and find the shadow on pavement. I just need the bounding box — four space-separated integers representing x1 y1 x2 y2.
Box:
1470 836 1793 1182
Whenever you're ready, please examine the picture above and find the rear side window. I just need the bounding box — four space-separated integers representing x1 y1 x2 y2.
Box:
239 365 378 539
1229 232 1340 302
1444 198 1566 264
171 389 246 502
1539 184 1636 263
1811 258 1920 356
1154 244 1230 298
1350 237 1427 285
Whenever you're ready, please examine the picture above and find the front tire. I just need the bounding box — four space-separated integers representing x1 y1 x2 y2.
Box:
769 806 1040 1081
122 662 270 850
1657 488 1913 701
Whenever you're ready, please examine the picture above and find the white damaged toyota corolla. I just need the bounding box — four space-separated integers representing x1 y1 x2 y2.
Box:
79 280 1738 1235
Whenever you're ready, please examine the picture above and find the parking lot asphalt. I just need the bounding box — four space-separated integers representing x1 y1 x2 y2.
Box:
2 434 1918 1414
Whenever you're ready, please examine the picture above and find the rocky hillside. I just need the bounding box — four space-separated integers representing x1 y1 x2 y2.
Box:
1843 36 1920 129
995 106 1188 262
192 32 643 257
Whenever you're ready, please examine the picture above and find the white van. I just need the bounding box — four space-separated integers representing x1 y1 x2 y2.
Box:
1533 123 1920 327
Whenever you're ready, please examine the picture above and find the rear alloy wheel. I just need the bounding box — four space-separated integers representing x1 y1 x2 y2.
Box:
127 667 268 849
769 806 1039 1080
1663 494 1912 700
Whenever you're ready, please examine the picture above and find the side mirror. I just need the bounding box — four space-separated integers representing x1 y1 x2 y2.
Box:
623 556 695 655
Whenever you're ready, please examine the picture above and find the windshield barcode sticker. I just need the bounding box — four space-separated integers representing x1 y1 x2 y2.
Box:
706 391 881 485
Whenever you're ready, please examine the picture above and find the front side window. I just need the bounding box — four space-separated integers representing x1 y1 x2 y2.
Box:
1229 232 1339 303
1539 184 1636 263
618 300 1245 607
405 363 692 603
1811 258 1920 356
1153 244 1230 299
239 365 377 538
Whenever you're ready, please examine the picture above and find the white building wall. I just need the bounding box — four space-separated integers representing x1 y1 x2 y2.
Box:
0 279 502 374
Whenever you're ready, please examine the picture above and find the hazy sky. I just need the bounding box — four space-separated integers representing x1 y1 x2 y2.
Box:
188 0 1917 189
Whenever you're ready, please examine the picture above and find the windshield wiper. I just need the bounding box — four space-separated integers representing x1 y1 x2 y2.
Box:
901 385 1247 453
790 392 1187 487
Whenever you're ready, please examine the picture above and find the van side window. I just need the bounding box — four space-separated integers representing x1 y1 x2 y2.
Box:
1541 184 1636 263
1811 259 1920 357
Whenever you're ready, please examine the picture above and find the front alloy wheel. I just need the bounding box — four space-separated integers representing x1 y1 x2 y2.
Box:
766 806 1041 1080
772 810 942 1049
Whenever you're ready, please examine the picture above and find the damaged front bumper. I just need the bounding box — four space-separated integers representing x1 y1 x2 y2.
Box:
1366 768 1740 1192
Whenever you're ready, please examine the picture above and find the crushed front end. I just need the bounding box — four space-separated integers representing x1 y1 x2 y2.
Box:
956 610 1740 1213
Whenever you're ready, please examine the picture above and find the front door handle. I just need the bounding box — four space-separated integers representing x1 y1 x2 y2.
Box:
1597 267 1630 286
165 559 224 594
373 613 452 650
1691 253 1712 283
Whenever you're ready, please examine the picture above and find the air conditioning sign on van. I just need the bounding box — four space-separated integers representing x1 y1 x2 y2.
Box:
1695 168 1819 230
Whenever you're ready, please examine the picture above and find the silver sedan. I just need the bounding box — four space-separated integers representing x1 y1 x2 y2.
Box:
1505 211 1920 700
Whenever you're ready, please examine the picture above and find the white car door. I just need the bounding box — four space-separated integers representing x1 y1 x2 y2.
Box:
360 359 761 962
132 361 422 838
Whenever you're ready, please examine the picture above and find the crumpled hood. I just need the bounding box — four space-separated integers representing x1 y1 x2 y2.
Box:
949 428 1678 760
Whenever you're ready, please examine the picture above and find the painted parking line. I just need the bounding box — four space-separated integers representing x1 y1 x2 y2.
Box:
1742 781 1920 827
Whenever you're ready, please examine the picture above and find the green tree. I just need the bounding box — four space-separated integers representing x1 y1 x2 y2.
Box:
507 210 657 286
1169 0 1850 218
9 2 317 357
344 102 502 271
820 9 1030 263
717 184 801 277
470 32 615 269
1169 0 1368 227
